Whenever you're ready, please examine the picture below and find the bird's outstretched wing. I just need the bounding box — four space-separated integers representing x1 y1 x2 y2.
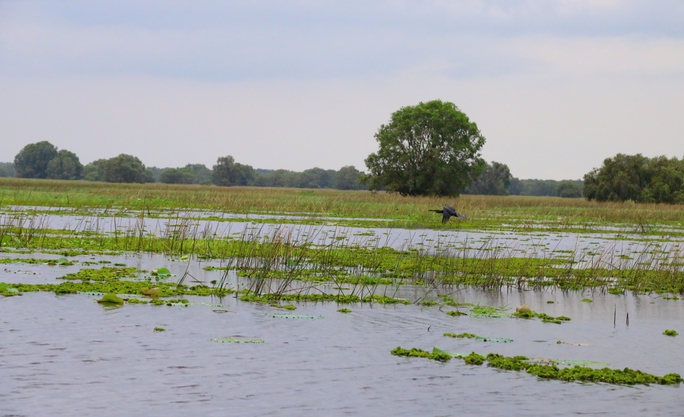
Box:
442 209 450 224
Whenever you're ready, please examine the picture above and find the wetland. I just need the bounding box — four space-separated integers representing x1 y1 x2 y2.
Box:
2 179 684 416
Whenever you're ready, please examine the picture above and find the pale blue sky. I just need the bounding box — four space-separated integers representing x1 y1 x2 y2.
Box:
1 1 683 179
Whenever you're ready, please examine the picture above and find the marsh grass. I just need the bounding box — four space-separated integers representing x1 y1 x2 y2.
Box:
5 179 684 298
4 178 684 231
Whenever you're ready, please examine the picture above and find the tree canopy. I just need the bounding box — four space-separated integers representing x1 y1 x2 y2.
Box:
584 153 684 203
464 161 512 195
14 141 59 178
363 100 486 196
47 150 83 180
99 154 152 183
212 155 255 186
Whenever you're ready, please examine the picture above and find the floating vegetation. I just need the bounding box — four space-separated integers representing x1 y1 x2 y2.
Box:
663 329 679 336
150 298 189 307
581 298 593 303
96 293 124 305
212 337 264 343
446 310 467 317
212 309 233 313
443 332 512 343
390 347 451 362
141 287 161 296
391 347 682 386
512 309 571 324
0 282 20 296
150 267 172 280
337 308 352 313
468 305 510 318
59 267 141 282
154 327 166 332
444 332 476 339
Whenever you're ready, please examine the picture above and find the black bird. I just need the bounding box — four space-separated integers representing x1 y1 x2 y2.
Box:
429 205 467 224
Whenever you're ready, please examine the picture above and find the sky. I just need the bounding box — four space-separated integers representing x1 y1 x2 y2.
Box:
1 1 683 180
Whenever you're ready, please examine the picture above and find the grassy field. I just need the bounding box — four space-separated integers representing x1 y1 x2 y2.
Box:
2 177 684 230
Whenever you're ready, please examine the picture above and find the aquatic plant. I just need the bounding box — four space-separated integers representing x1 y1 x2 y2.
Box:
511 309 571 324
390 346 451 362
154 327 166 332
391 346 683 385
468 305 510 318
663 329 679 336
96 293 124 305
444 332 476 339
443 332 512 342
337 308 352 313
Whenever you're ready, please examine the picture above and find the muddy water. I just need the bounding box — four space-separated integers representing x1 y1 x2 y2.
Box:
2 289 684 416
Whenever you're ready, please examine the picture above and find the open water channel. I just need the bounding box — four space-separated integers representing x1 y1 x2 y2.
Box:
2 287 684 416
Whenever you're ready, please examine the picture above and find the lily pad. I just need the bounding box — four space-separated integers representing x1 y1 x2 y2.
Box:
141 287 161 296
156 267 171 277
96 293 124 305
269 313 323 319
212 337 264 343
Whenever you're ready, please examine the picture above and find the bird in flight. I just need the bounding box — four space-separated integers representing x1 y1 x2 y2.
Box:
429 205 467 224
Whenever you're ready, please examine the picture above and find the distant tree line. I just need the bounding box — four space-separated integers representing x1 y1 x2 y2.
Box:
584 153 684 203
460 161 583 198
9 141 367 190
6 140 589 197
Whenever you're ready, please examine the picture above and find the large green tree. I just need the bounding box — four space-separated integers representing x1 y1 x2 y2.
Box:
159 167 195 184
583 153 684 203
100 154 152 183
14 141 59 178
47 150 83 180
556 180 583 198
335 165 366 190
212 155 255 186
363 100 486 196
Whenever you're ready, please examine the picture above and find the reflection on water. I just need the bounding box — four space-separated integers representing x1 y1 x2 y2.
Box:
1 290 683 416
